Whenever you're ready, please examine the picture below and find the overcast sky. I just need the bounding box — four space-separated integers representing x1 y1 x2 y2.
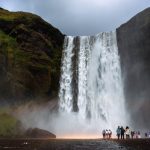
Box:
0 0 149 35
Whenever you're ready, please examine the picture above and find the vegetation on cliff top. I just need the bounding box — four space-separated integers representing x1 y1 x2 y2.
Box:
0 7 38 21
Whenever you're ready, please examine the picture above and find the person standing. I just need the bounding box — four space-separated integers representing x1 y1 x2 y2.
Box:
108 129 112 139
121 126 125 139
131 131 135 139
106 129 109 139
125 126 130 139
116 126 121 139
102 129 106 139
138 131 141 138
145 132 148 138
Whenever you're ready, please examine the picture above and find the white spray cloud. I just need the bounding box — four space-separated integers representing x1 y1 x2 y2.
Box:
15 101 104 139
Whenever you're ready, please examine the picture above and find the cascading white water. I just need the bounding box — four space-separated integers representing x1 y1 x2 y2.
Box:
59 31 128 137
77 36 91 118
59 36 74 112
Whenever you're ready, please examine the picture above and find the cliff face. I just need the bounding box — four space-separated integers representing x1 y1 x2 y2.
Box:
117 8 150 129
0 8 64 103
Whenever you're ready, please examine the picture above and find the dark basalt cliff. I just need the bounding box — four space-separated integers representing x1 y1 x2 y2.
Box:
117 8 150 129
0 8 64 103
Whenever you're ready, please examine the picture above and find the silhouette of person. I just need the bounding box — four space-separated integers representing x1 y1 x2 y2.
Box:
108 129 112 139
131 131 135 139
121 126 125 139
102 129 106 139
116 126 121 139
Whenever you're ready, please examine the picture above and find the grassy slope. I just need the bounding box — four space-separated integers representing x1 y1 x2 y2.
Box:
0 108 22 137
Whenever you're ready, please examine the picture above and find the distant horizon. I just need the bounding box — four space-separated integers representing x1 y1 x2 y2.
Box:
0 0 149 36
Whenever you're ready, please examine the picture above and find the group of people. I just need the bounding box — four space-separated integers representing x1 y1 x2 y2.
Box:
116 126 143 139
102 129 112 139
131 131 141 139
102 126 145 139
116 126 130 139
145 132 150 138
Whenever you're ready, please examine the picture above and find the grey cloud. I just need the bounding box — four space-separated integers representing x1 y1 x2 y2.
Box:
0 0 149 35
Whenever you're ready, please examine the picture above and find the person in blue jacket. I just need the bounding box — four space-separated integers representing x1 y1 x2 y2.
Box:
116 126 121 139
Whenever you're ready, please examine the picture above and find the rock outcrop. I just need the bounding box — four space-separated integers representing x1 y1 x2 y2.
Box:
0 8 64 103
25 128 56 138
117 8 150 129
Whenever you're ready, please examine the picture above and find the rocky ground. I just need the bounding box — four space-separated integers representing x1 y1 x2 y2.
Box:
0 139 150 150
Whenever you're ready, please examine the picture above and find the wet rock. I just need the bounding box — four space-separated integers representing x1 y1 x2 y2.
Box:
25 128 56 138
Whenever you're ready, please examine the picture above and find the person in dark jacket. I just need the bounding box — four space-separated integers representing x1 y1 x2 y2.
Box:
131 131 135 139
121 126 125 139
102 129 106 139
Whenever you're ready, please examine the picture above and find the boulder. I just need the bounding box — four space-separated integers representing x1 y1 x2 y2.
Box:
25 128 56 138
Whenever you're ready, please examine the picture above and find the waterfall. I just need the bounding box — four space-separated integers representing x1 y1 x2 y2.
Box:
59 36 74 112
59 31 127 134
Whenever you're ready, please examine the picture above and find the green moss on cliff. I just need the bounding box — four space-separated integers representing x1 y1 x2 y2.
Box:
0 8 64 103
0 108 22 137
0 29 18 66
